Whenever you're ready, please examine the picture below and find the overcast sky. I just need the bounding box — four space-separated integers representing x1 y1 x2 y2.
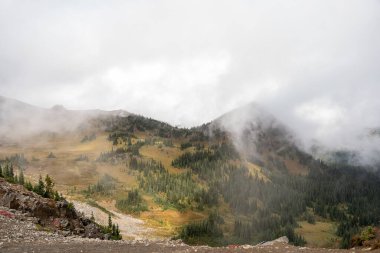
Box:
1 0 380 154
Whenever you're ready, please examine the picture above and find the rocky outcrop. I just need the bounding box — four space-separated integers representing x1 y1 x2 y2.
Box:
0 178 104 239
259 236 289 246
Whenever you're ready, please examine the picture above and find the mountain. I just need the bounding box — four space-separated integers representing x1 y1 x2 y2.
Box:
205 102 309 175
1 96 380 249
0 96 130 140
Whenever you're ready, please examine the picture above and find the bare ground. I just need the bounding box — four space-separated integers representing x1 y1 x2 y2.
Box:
71 200 157 240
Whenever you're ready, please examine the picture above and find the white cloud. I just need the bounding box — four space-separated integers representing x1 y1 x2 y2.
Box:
0 0 379 154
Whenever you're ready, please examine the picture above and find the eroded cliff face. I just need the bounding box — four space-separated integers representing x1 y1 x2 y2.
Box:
0 178 104 238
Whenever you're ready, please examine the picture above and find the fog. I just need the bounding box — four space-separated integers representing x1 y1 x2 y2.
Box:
0 96 95 141
0 1 379 163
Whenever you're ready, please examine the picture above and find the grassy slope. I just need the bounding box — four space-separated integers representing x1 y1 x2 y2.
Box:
0 125 337 244
0 130 215 238
296 221 339 248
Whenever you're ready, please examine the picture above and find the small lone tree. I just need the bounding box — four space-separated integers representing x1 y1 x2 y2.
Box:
18 170 25 185
9 164 14 179
47 152 56 159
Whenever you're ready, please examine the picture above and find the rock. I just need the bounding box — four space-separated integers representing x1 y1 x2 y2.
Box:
0 178 105 239
0 192 18 209
84 223 103 239
74 227 85 235
104 233 111 240
60 218 69 228
259 236 289 246
60 231 71 237
26 217 40 224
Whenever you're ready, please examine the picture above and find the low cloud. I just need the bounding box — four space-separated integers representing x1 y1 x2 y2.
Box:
0 0 379 162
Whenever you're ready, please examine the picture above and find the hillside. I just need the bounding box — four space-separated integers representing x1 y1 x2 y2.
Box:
1 96 380 250
1 176 379 252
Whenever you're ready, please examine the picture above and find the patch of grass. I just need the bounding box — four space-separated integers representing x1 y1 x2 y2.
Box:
296 221 340 248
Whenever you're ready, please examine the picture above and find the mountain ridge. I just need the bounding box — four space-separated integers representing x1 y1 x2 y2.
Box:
1 95 380 249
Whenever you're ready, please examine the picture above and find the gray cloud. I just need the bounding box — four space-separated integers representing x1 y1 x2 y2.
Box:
0 0 380 159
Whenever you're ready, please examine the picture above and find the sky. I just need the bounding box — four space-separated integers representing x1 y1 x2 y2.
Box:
0 0 380 156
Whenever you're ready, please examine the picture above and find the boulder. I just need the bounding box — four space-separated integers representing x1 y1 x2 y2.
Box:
84 223 104 239
260 236 289 246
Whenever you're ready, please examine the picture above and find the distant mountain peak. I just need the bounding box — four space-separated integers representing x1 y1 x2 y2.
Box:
51 104 67 111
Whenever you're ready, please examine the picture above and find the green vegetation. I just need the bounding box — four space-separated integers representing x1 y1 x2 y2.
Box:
350 226 376 247
74 154 89 162
81 133 96 143
47 152 56 158
0 162 63 201
116 189 148 213
129 157 205 210
99 214 122 240
180 142 192 150
84 174 116 196
2 154 28 170
98 114 380 248
179 212 224 246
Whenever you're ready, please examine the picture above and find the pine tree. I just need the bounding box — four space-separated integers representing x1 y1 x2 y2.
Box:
9 164 14 178
19 170 25 185
54 191 61 201
4 164 9 178
108 213 113 231
0 164 3 178
91 211 95 222
34 175 45 196
116 224 120 237
25 181 33 191
112 224 116 235
44 174 54 198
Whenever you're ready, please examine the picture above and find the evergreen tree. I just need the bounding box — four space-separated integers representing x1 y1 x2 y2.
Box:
44 174 54 198
19 170 25 185
112 224 116 235
0 164 3 178
9 164 14 178
116 224 120 237
34 175 45 196
25 181 33 191
108 213 112 230
54 191 61 201
4 164 9 178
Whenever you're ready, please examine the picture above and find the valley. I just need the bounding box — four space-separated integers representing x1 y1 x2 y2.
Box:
1 97 380 250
